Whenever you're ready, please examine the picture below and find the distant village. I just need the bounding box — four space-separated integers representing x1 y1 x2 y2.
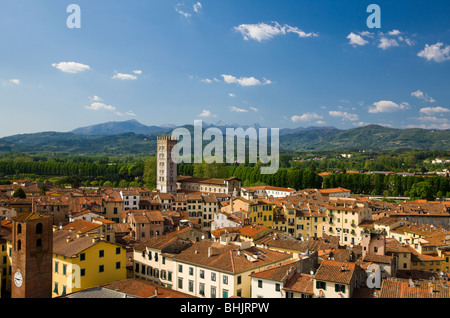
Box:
1 136 450 299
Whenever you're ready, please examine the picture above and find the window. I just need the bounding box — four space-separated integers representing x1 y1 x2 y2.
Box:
223 289 228 298
178 264 183 273
155 253 159 262
80 268 86 276
116 262 121 269
275 283 281 292
335 284 346 293
17 224 22 234
258 280 263 288
200 270 205 279
99 265 104 273
189 267 194 276
36 223 43 234
53 282 58 294
316 281 326 290
116 247 121 254
223 275 228 284
237 275 242 285
178 278 183 289
80 253 85 261
211 272 216 281
148 251 152 260
211 286 216 298
188 280 194 292
199 283 205 296
99 250 104 258
62 285 67 295
54 261 59 273
63 264 67 275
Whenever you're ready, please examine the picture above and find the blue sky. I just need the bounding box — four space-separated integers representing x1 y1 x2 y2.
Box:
1 0 450 137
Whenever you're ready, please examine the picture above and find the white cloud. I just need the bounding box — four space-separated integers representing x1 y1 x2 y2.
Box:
411 90 436 103
291 112 323 122
228 93 236 97
175 4 191 18
234 21 318 42
85 96 134 117
90 95 103 102
315 120 327 125
368 100 409 113
201 78 213 84
2 78 21 86
418 42 450 63
199 109 216 117
221 74 271 87
52 62 90 74
193 2 202 13
420 106 449 115
410 116 450 130
230 106 248 113
347 30 414 49
347 32 369 47
133 70 142 75
328 111 359 121
112 72 138 80
353 121 371 127
388 30 401 36
85 102 116 112
378 37 399 50
250 107 259 112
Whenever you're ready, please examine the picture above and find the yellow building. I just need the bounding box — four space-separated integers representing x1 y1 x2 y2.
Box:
52 229 126 297
0 223 12 296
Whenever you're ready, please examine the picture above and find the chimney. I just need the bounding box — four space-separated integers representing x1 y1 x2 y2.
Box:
208 247 213 257
155 287 158 297
66 236 72 242
341 264 346 272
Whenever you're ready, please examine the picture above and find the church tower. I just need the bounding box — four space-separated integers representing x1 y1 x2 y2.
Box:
157 136 178 194
11 212 53 298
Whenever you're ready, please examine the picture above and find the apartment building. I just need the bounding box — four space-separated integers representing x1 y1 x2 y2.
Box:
172 240 292 298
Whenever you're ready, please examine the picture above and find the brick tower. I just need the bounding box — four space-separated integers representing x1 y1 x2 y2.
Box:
11 212 53 298
157 136 178 194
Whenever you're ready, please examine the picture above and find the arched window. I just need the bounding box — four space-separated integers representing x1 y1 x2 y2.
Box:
17 239 22 251
17 224 22 234
36 238 42 252
36 223 43 234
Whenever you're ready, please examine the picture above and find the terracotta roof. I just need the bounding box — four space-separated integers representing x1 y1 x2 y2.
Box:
314 260 356 285
319 187 351 194
379 277 450 298
53 230 102 258
102 278 195 298
134 235 179 251
250 259 300 282
283 273 314 295
175 240 292 274
62 219 102 234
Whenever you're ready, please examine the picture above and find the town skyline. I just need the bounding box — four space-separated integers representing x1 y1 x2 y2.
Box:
0 0 449 138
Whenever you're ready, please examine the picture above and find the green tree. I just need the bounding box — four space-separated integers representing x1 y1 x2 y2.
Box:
13 187 26 199
409 182 435 201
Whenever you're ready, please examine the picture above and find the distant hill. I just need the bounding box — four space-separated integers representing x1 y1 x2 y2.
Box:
0 122 449 155
71 119 170 136
279 124 450 151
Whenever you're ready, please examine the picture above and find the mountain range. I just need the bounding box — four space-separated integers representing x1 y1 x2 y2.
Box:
0 120 448 155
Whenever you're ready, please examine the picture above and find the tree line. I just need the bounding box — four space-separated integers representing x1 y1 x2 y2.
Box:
323 172 450 200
